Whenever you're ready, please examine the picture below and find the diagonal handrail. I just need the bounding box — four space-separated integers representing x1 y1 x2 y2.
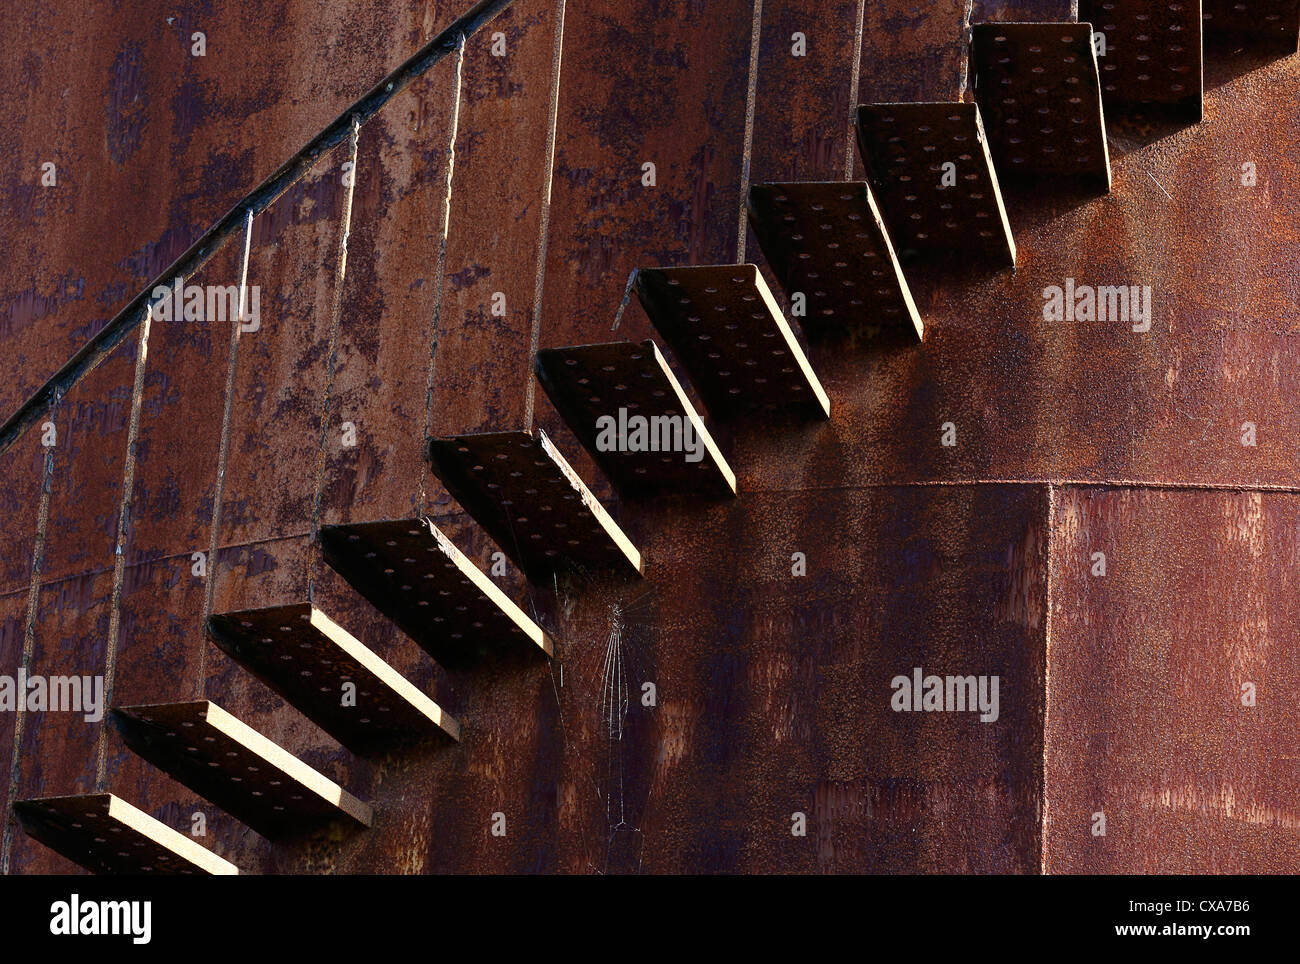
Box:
0 0 516 456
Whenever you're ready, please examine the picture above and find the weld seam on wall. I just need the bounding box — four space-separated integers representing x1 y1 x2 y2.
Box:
0 440 54 873
419 34 468 511
735 477 1300 496
958 0 977 100
307 117 363 598
1039 481 1057 876
198 212 256 694
736 0 764 263
608 270 638 332
523 0 567 434
94 310 153 791
845 0 867 179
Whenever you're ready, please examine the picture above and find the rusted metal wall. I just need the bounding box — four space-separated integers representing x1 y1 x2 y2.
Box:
1 0 1297 873
0 1 469 421
1046 486 1300 873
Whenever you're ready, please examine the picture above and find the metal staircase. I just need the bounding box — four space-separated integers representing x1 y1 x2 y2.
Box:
10 0 1299 875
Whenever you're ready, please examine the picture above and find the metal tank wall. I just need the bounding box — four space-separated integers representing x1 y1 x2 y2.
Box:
1 0 1297 873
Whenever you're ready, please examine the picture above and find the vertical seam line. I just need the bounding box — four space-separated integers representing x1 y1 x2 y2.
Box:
94 307 152 791
523 0 567 434
736 0 763 263
958 0 975 101
307 116 363 598
198 210 255 694
845 0 866 179
1040 481 1057 875
1 429 55 873
420 33 468 510
608 270 638 333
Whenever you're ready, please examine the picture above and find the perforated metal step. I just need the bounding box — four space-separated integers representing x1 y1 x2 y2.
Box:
1081 1 1203 118
112 701 373 839
534 341 736 497
1203 0 1300 49
207 604 460 752
856 102 1016 265
320 518 552 669
14 793 239 875
746 182 923 339
427 430 644 583
634 264 829 420
971 21 1112 189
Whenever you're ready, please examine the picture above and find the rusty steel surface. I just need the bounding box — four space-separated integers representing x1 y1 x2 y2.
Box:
0 0 1298 877
0 1 486 427
1045 487 1300 873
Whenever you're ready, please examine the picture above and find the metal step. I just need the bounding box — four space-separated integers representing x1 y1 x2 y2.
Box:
1203 0 1300 51
634 264 830 420
320 517 552 669
971 21 1112 190
534 340 736 497
14 793 239 875
1081 1 1203 119
746 181 924 339
206 604 460 752
427 430 644 583
112 700 373 839
856 102 1016 265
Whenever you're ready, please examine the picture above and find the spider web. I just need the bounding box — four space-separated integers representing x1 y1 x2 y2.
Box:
486 496 663 874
